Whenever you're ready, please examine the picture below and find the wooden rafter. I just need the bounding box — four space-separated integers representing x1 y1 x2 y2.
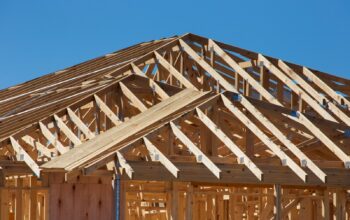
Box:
143 137 179 178
170 122 221 179
303 67 350 109
116 151 134 179
9 137 40 176
39 122 68 154
1 33 349 194
53 114 82 146
195 108 263 181
94 94 122 125
67 107 95 139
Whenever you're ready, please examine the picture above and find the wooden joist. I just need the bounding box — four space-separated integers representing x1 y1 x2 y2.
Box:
154 51 197 90
21 135 53 158
125 160 350 187
116 151 134 179
39 122 68 154
131 63 170 100
208 39 347 170
297 113 350 168
2 33 350 195
208 39 279 105
180 38 312 181
170 122 221 179
278 60 350 126
258 54 337 122
67 107 95 139
303 67 350 109
9 137 40 177
94 94 122 125
195 108 263 181
53 114 82 146
143 137 179 178
119 82 148 112
220 96 314 182
41 89 209 171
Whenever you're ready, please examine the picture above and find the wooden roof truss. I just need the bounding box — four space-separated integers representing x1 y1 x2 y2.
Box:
0 33 349 188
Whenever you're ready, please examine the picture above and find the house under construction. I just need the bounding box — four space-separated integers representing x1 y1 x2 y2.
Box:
0 33 349 219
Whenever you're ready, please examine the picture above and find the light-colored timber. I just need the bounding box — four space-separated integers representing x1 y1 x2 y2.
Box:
0 33 349 219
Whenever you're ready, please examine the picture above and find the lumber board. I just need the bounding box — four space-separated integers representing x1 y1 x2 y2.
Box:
41 89 209 171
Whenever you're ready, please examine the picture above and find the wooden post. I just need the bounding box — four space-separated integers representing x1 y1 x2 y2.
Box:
0 172 9 220
274 184 281 220
244 112 254 157
118 179 126 220
322 189 330 220
185 183 193 220
171 182 178 220
260 65 269 101
15 178 23 220
334 189 346 220
30 177 38 219
211 108 219 157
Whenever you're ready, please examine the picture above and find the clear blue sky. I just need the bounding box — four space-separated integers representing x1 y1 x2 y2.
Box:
1 0 350 89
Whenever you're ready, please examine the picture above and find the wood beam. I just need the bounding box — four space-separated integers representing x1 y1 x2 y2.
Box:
279 60 350 126
116 151 134 179
124 160 350 187
39 122 68 154
274 184 282 220
258 54 336 122
195 108 263 181
281 199 301 218
119 82 148 112
180 38 309 181
131 63 170 100
9 137 40 177
143 137 179 178
67 107 95 139
170 122 221 179
208 39 279 105
21 135 52 158
154 51 197 90
208 39 346 172
222 95 323 182
296 113 350 168
94 94 122 125
53 114 82 146
303 67 350 110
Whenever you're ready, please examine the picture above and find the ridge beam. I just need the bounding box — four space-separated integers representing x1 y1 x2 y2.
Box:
221 95 320 182
278 60 350 126
131 63 170 100
22 135 53 158
53 114 82 146
170 122 221 179
116 151 134 179
257 54 337 122
119 82 148 112
39 122 68 154
10 137 40 177
67 108 95 139
154 51 197 90
94 94 122 125
303 67 350 110
195 108 263 181
143 137 179 178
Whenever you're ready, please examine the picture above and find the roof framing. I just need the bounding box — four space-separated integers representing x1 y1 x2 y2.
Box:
1 33 349 188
